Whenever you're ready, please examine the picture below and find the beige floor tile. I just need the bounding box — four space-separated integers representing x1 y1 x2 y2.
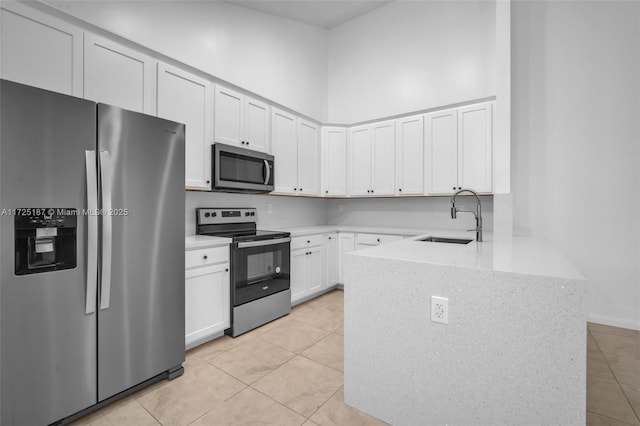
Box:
309 387 388 426
588 348 617 383
589 323 640 340
302 333 344 372
592 332 640 360
303 421 320 426
589 331 602 353
620 382 640 420
602 352 640 386
335 326 344 336
587 411 638 426
190 387 305 426
291 304 345 332
137 357 246 426
587 375 640 425
87 400 160 426
322 297 344 313
188 333 255 360
260 319 330 353
208 338 295 384
251 312 297 335
253 356 343 417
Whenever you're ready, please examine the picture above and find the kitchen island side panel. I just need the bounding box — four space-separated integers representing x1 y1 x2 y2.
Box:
343 254 585 426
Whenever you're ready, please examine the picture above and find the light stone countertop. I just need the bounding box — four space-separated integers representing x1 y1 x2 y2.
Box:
185 235 232 250
276 224 431 237
350 230 585 281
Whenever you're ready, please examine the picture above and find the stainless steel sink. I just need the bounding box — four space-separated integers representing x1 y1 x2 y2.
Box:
418 236 473 244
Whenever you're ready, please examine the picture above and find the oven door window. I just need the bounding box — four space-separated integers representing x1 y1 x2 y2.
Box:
220 151 266 185
233 241 290 306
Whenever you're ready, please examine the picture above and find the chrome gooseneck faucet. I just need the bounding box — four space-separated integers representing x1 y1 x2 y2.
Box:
450 188 483 242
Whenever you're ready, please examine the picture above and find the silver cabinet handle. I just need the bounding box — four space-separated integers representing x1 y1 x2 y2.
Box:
85 151 98 314
264 159 271 185
237 237 290 248
99 151 112 310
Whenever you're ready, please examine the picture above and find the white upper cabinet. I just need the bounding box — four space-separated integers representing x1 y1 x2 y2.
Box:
214 85 270 152
272 108 298 194
349 126 372 196
349 121 396 196
396 115 424 195
425 103 493 195
458 103 493 193
322 127 348 197
0 3 83 96
425 109 460 194
371 120 396 196
297 119 320 196
84 33 156 114
157 63 213 190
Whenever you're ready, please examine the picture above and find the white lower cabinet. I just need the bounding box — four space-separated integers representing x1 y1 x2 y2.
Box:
326 233 339 287
291 236 324 304
185 245 230 349
338 233 355 285
355 233 404 250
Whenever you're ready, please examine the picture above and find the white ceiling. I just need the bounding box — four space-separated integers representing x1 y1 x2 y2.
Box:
224 1 393 29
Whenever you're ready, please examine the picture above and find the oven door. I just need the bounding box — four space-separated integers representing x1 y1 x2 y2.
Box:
232 237 290 307
212 143 274 193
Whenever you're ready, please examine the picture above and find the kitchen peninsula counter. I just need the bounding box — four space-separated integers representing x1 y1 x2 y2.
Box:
343 233 586 426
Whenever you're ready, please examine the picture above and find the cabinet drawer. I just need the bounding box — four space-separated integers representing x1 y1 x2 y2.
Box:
185 246 229 269
356 233 383 246
291 234 323 250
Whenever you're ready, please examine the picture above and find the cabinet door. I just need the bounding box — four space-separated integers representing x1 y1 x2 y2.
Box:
214 85 244 147
326 234 339 287
372 120 396 196
306 247 324 294
396 115 424 195
349 126 372 196
84 33 155 114
157 63 213 190
338 233 355 285
245 97 270 153
425 109 458 194
290 248 307 303
297 119 320 196
271 108 298 194
458 103 493 193
322 127 348 197
0 3 82 96
185 263 230 349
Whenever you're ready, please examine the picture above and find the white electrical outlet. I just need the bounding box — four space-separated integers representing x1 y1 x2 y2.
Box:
266 203 272 214
431 296 449 324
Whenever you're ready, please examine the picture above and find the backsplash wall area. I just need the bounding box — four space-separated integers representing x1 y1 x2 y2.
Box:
185 192 328 234
326 196 494 232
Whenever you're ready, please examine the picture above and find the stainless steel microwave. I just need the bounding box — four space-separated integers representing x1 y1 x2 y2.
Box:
211 143 274 193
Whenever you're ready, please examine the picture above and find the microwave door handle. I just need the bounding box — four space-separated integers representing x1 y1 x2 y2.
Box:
264 159 270 185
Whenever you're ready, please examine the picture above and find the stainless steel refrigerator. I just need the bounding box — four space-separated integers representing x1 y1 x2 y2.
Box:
0 79 185 425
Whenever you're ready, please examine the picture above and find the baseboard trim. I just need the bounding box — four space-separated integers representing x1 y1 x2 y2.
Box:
587 313 640 331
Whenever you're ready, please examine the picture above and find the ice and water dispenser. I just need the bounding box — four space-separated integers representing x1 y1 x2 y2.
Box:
14 208 77 275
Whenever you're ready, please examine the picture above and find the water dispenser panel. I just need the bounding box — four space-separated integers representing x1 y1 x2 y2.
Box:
14 208 78 275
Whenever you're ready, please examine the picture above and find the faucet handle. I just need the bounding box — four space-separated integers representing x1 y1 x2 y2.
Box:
450 206 457 219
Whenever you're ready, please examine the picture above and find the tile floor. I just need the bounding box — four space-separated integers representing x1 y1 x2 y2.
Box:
71 290 640 426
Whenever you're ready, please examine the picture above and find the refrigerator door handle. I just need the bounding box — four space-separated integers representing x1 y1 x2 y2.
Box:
85 151 98 314
99 151 112 310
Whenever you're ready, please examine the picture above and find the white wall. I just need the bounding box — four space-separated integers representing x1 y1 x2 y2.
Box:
185 192 327 235
43 0 328 121
327 1 496 123
327 197 493 232
512 1 640 329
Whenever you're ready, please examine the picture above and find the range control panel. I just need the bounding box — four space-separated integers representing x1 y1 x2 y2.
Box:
14 208 78 229
196 208 256 225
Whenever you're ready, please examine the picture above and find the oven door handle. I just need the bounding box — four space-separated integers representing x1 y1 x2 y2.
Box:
237 237 291 249
263 159 271 185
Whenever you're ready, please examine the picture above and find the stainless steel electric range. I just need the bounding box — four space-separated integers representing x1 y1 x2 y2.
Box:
196 208 291 336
